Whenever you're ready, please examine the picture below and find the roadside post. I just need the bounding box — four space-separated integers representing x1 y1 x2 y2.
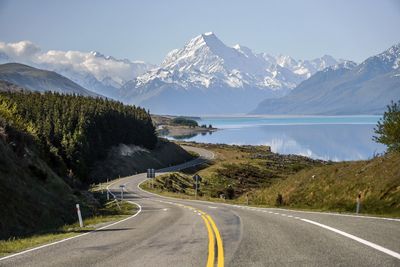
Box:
147 168 156 188
106 179 110 200
356 192 361 214
193 174 202 199
76 204 83 228
120 185 125 200
246 193 249 206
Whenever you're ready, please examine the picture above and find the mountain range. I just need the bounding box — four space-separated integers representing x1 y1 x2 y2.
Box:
119 32 344 114
0 35 344 115
252 44 400 115
0 41 153 98
0 35 399 115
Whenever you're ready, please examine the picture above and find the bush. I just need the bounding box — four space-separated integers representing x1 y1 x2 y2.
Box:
374 101 400 152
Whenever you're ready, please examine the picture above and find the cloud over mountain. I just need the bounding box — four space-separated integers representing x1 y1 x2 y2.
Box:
0 40 154 98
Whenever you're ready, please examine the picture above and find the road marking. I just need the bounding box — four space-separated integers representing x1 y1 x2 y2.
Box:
0 201 142 262
301 218 400 260
206 214 224 267
208 206 218 209
271 208 400 222
201 214 215 267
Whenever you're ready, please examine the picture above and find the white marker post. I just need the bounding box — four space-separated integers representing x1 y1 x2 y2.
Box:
120 185 125 200
195 176 198 200
76 204 83 228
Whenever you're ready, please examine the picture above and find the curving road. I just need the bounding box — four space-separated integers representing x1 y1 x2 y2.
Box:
1 146 400 267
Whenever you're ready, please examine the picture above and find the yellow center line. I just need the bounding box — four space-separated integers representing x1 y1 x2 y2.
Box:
184 205 224 267
201 215 215 267
206 214 224 267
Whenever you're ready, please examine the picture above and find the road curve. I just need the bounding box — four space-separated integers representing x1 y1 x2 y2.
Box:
1 146 400 267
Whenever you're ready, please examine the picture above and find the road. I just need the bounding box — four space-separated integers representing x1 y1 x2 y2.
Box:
1 146 400 266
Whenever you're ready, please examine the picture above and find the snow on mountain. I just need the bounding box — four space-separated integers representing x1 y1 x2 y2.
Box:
0 41 154 98
252 43 400 115
121 33 345 114
132 33 344 91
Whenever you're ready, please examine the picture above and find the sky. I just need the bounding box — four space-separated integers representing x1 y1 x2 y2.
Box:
0 0 399 64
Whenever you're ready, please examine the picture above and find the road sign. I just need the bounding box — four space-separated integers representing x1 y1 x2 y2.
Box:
147 168 156 178
193 174 202 182
193 174 202 199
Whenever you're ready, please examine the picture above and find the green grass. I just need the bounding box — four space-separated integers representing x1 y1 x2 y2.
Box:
0 201 137 257
144 142 400 218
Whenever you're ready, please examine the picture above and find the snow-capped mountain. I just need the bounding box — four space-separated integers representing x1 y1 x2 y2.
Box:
120 32 345 115
252 43 400 115
0 41 154 98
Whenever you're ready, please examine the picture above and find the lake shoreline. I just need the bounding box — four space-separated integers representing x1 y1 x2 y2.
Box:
163 115 385 161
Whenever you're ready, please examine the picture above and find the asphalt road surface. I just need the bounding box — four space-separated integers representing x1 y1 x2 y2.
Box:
1 146 400 267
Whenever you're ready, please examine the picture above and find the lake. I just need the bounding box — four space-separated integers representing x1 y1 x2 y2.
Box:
166 116 386 161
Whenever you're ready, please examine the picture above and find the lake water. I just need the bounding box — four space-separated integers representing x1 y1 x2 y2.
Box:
166 116 386 161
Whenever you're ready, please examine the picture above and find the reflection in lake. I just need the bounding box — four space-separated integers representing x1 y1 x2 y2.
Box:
166 117 386 161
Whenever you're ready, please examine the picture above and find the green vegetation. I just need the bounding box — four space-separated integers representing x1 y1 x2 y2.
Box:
248 152 400 216
0 91 157 183
143 143 324 200
374 100 400 152
0 200 137 257
171 117 199 127
143 142 400 217
0 92 160 240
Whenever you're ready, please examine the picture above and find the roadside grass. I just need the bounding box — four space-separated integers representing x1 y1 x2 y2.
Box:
0 201 137 257
141 178 400 219
144 142 400 218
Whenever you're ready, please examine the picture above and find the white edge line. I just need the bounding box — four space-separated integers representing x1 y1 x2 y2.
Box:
0 201 142 262
270 208 400 222
301 218 400 260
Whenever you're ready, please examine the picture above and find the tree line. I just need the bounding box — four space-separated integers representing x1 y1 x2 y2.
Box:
0 92 157 184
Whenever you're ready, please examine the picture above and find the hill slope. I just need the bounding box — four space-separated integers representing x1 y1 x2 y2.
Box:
0 63 99 97
0 122 79 238
252 44 400 115
246 153 400 216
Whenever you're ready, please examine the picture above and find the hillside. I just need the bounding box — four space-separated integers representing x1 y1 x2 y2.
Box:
0 92 194 239
0 63 99 97
0 121 79 238
143 143 400 216
252 44 400 115
0 80 26 92
0 91 158 183
248 152 400 216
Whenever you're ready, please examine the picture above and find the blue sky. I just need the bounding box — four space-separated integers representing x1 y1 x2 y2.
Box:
0 0 399 64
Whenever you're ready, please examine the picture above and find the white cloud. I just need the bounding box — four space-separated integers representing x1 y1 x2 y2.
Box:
0 40 41 60
0 40 153 86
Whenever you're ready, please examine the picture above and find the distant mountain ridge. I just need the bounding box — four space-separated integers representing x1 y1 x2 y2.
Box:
0 41 154 99
251 43 400 115
120 32 344 114
0 63 99 97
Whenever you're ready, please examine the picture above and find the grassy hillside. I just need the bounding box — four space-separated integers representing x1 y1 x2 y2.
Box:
0 122 79 238
0 91 157 183
0 92 193 239
144 142 400 216
248 152 400 216
145 143 324 199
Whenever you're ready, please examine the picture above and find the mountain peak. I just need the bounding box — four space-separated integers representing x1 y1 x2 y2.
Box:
188 32 223 49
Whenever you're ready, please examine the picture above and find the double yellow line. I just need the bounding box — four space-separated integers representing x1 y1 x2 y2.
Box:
185 205 224 267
